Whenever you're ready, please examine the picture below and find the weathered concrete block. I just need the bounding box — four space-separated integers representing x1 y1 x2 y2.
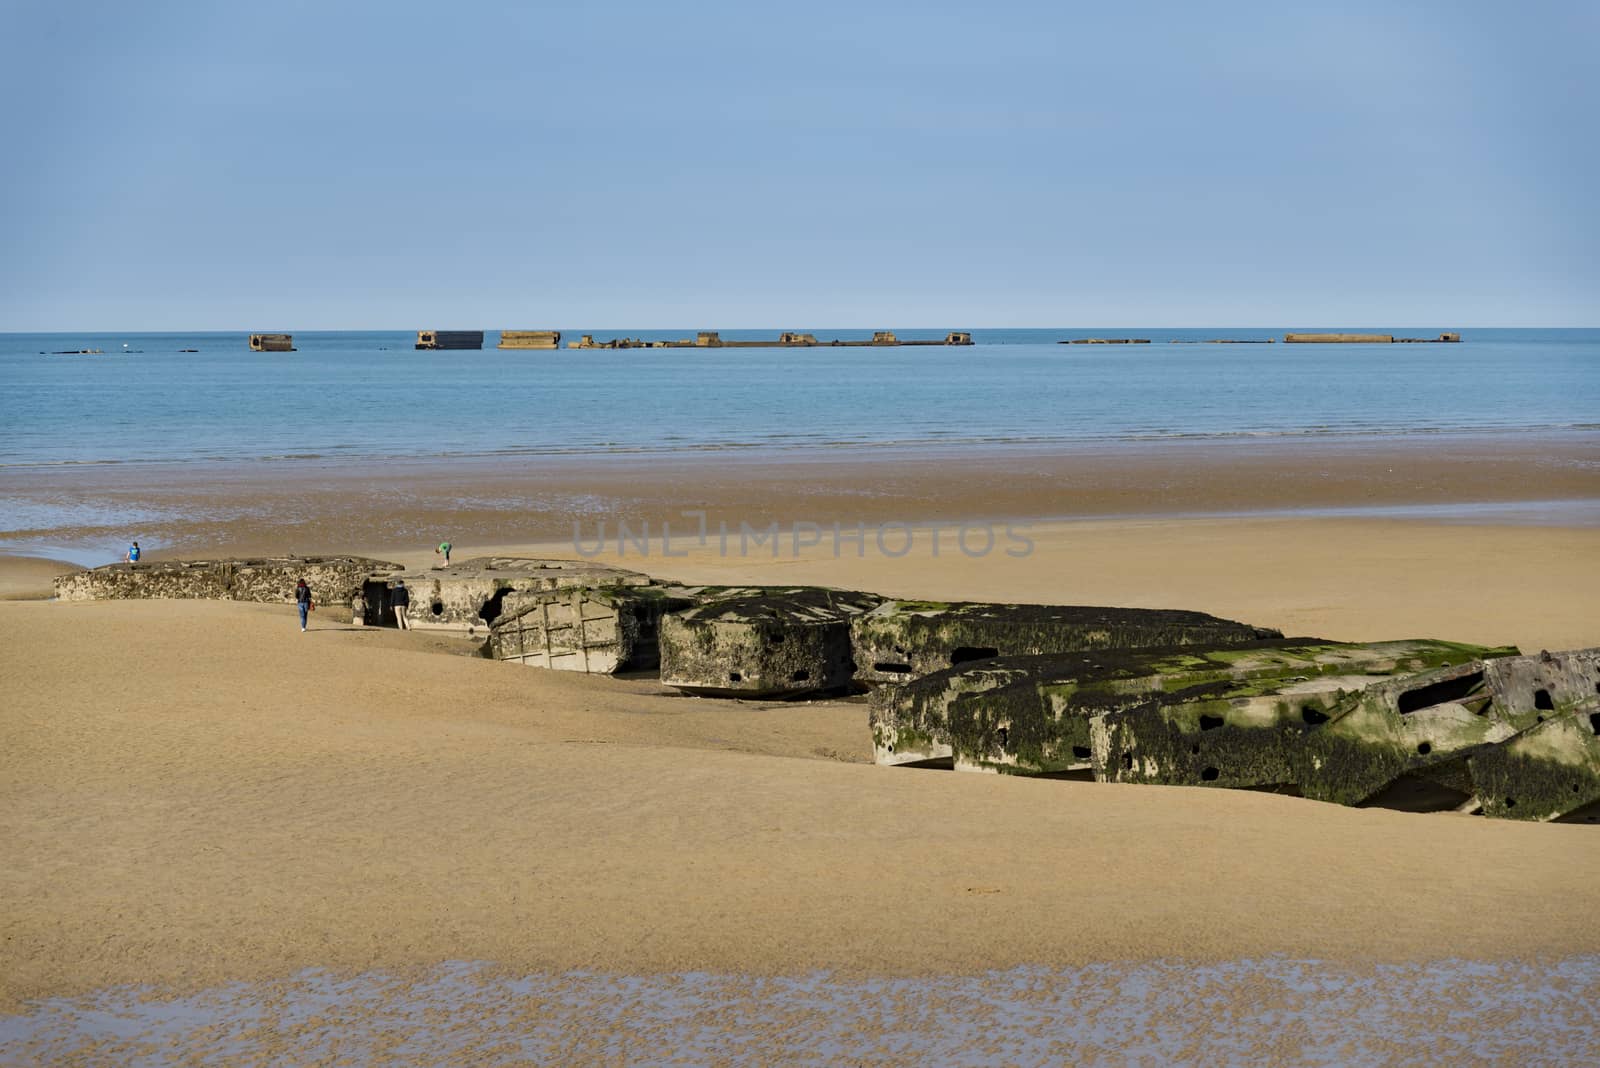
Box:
498 330 561 349
851 600 1279 686
249 333 294 351
53 556 402 607
659 587 883 698
395 557 653 634
1470 701 1600 821
1294 648 1590 807
487 585 695 674
872 639 1512 780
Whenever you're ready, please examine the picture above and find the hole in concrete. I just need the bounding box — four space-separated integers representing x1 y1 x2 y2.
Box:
1533 689 1554 711
1504 797 1517 809
1201 767 1220 781
1302 706 1330 726
790 669 810 682
1190 744 1201 755
996 727 1009 748
1537 715 1545 723
1417 741 1432 755
478 588 511 625
873 662 913 675
1121 751 1133 771
1072 745 1091 760
430 601 444 616
1397 671 1484 714
1589 712 1600 736
769 633 784 644
1575 784 1582 793
1199 714 1225 731
951 646 1000 665
728 671 742 682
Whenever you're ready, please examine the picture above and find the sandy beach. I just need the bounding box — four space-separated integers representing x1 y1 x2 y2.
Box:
3 437 1599 1062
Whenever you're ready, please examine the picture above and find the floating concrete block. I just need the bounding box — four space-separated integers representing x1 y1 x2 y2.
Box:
415 330 484 350
851 600 1279 686
249 333 295 351
53 556 402 607
396 557 652 634
659 587 883 698
498 330 561 349
487 585 696 674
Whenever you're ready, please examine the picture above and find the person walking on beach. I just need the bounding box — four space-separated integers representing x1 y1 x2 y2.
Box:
126 540 141 563
390 578 411 630
435 540 452 567
295 578 313 632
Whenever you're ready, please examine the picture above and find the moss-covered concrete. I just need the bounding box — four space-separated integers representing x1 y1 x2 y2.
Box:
851 600 1280 686
1470 706 1600 820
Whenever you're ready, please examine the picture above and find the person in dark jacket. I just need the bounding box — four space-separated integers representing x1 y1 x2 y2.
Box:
390 578 411 630
295 578 313 632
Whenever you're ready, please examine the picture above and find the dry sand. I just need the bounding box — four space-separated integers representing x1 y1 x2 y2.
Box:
4 584 1599 1001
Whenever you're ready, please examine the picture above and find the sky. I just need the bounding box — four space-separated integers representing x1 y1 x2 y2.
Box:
1 0 1596 330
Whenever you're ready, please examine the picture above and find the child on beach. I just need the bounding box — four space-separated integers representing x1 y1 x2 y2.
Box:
295 579 313 632
435 541 452 566
126 541 140 563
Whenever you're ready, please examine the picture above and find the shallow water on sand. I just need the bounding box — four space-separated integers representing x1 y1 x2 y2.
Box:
3 957 1597 1066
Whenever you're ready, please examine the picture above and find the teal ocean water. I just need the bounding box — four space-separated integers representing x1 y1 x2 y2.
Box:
1 328 1597 466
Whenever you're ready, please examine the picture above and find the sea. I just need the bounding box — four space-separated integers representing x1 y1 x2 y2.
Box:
1 328 1597 466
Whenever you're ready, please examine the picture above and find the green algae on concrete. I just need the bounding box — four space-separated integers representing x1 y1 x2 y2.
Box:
851 600 1280 686
1294 647 1595 807
871 639 1520 783
1470 704 1600 820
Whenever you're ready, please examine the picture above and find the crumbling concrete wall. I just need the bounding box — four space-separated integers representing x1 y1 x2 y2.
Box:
54 557 402 607
659 587 883 698
395 558 653 634
487 586 695 674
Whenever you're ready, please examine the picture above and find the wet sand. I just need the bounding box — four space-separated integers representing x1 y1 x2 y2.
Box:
3 433 1596 561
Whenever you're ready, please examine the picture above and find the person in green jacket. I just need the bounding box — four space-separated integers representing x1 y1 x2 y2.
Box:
435 540 452 566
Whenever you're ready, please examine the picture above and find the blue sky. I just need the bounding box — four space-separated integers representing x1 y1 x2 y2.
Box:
2 0 1595 329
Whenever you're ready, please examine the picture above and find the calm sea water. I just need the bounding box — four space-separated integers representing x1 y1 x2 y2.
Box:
1 328 1597 466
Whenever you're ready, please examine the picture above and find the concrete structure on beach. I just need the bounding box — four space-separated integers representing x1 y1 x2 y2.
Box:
498 330 561 350
365 557 653 635
416 330 484 350
55 556 400 606
248 333 294 352
49 558 1598 820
